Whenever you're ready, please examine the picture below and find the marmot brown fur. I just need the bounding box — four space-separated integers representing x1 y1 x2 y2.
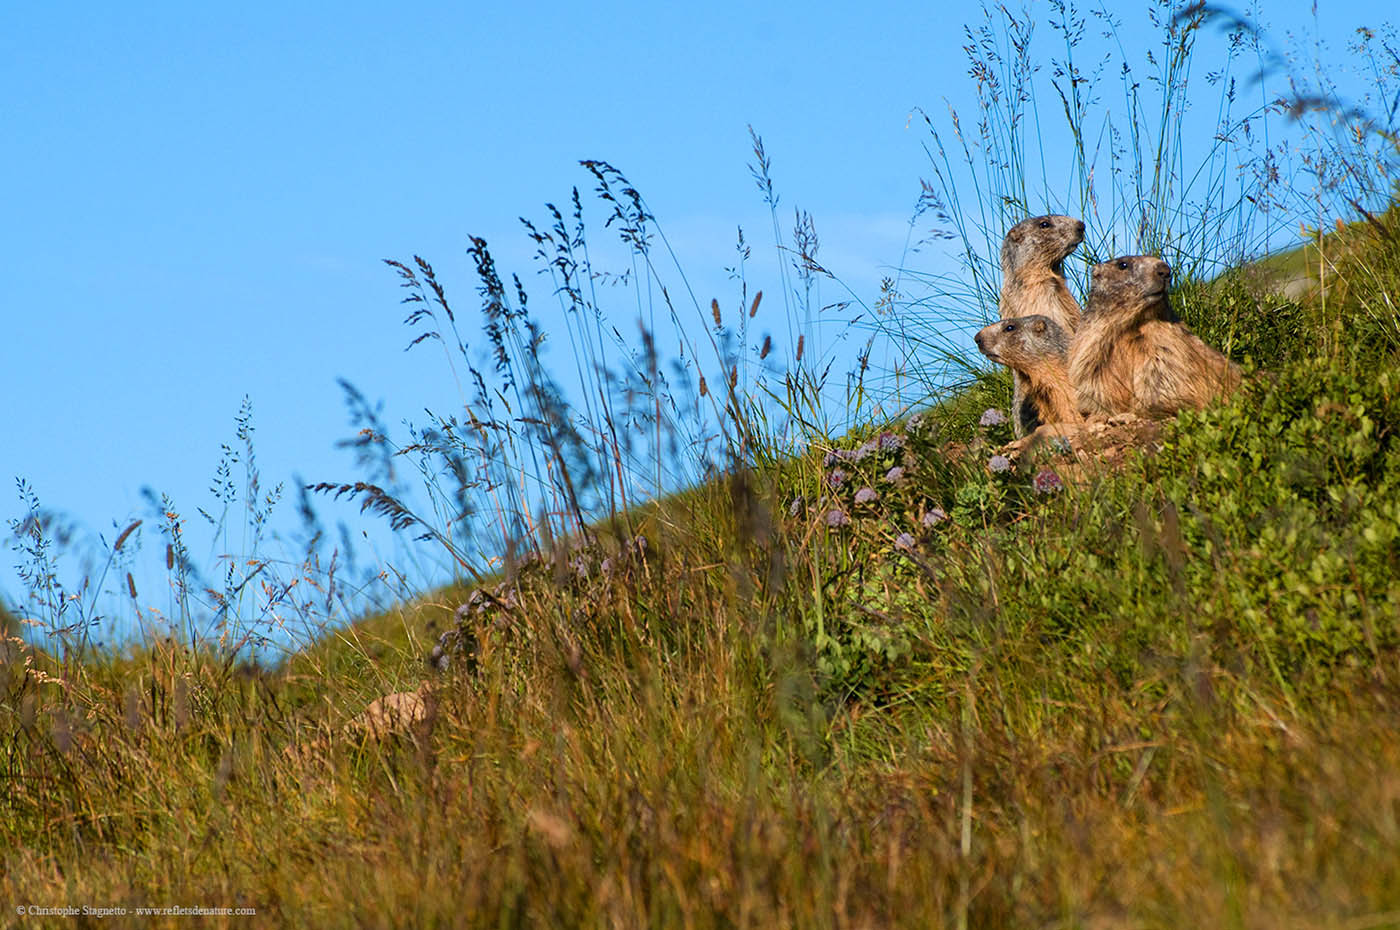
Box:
999 214 1086 435
1069 255 1242 418
976 315 1082 430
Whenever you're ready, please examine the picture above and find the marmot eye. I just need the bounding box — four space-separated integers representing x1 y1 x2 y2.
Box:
1038 220 1052 228
1116 260 1130 270
1004 322 1017 331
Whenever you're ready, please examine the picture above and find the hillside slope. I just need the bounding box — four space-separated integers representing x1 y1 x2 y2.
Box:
5 207 1400 927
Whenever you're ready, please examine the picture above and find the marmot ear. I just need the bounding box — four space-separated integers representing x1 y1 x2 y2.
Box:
1007 227 1023 242
1031 318 1046 334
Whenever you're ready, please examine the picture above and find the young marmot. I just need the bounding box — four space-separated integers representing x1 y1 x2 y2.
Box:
999 214 1086 435
975 315 1082 430
1069 255 1241 418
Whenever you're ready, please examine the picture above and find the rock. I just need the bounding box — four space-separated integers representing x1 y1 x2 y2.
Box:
1001 414 1163 483
341 686 434 743
282 683 436 763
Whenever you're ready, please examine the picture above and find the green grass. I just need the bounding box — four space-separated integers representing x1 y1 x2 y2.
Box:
6 8 1400 928
5 229 1400 926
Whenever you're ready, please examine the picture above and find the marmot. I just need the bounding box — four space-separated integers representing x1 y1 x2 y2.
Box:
975 315 1082 430
1069 255 1242 418
999 214 1086 435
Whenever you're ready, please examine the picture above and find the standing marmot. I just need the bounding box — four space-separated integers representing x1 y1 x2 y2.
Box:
999 215 1086 435
975 315 1082 428
1069 255 1241 418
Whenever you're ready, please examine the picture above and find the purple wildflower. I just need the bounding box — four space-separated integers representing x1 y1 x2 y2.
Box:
894 532 916 551
788 496 804 517
879 431 904 452
922 507 948 527
854 486 879 505
825 509 851 527
882 465 905 484
853 439 878 462
905 413 927 434
988 454 1012 473
1033 468 1064 494
979 408 1008 427
827 468 849 488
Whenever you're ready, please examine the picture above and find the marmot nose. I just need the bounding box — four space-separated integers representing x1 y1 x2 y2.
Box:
974 331 985 350
1155 261 1171 280
1075 220 1085 235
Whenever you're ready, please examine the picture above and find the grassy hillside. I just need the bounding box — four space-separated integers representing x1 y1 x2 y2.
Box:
4 210 1400 927
6 9 1400 928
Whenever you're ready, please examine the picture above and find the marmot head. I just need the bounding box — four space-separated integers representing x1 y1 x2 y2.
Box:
1086 255 1173 321
975 314 1069 368
1000 215 1086 276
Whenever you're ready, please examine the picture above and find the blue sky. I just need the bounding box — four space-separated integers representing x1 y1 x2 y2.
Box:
1 1 1388 643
